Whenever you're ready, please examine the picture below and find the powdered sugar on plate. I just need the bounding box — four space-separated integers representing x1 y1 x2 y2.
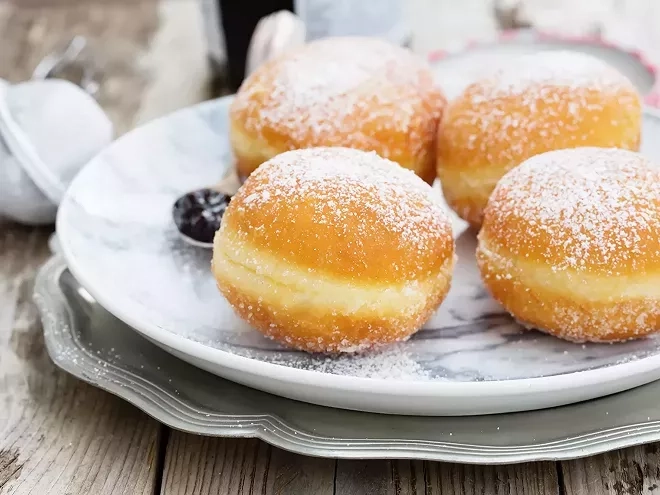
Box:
253 344 432 381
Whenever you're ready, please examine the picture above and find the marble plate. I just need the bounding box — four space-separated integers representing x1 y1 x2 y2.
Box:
56 96 660 416
33 256 660 464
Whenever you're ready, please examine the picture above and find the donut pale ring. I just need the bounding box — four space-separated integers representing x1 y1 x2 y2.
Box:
229 36 446 184
477 147 660 343
212 147 455 353
437 51 642 229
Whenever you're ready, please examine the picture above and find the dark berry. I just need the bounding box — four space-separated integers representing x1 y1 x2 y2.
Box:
172 188 232 245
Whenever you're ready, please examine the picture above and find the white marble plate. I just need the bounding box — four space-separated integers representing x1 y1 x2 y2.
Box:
56 96 660 416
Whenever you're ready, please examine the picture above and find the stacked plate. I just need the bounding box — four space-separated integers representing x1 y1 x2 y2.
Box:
37 34 660 463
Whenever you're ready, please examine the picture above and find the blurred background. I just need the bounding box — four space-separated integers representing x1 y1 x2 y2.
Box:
1 0 658 137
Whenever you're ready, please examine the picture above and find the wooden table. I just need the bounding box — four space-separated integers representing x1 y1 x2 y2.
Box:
1 1 660 493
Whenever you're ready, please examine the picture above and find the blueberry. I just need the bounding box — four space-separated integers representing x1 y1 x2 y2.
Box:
172 188 232 245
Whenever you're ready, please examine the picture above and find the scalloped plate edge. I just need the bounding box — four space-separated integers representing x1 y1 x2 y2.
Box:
32 255 660 464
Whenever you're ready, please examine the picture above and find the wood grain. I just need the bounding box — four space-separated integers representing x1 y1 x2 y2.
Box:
161 440 562 495
561 444 660 495
0 0 168 493
161 434 336 494
335 459 560 495
335 460 427 495
0 224 163 494
429 462 560 495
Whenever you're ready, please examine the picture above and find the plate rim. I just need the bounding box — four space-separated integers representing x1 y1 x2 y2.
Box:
34 255 660 463
55 96 660 408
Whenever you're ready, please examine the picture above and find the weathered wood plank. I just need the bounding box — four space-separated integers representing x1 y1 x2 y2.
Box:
163 436 561 495
0 0 169 493
0 224 163 495
8 0 160 7
335 459 559 495
427 461 560 495
560 444 660 495
263 446 335 495
335 459 428 495
161 434 336 494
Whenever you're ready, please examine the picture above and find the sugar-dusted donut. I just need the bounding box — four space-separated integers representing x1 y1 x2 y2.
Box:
229 36 446 184
212 147 455 353
477 147 660 342
438 50 642 229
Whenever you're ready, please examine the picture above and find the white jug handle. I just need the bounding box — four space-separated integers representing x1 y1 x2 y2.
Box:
245 10 307 79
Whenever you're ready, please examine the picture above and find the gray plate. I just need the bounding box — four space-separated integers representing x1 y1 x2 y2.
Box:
34 256 660 464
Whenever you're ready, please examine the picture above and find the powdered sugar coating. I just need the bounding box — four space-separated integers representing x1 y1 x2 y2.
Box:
439 50 642 167
222 147 454 283
477 50 637 99
230 37 444 177
483 147 660 276
214 147 454 353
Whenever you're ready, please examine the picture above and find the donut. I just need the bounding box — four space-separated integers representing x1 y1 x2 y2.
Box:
477 147 660 343
229 36 446 184
437 50 642 229
212 147 455 353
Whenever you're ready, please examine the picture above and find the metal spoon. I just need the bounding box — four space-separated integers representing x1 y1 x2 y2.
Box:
32 36 100 97
172 169 242 248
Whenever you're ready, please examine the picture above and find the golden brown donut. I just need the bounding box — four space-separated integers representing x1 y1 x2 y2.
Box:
212 147 455 353
437 50 642 229
477 147 660 343
229 36 446 184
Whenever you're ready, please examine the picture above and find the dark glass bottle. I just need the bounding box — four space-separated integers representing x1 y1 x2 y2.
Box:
202 0 294 93
201 0 410 93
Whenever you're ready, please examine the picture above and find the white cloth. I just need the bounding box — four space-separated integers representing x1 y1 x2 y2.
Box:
0 78 112 225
